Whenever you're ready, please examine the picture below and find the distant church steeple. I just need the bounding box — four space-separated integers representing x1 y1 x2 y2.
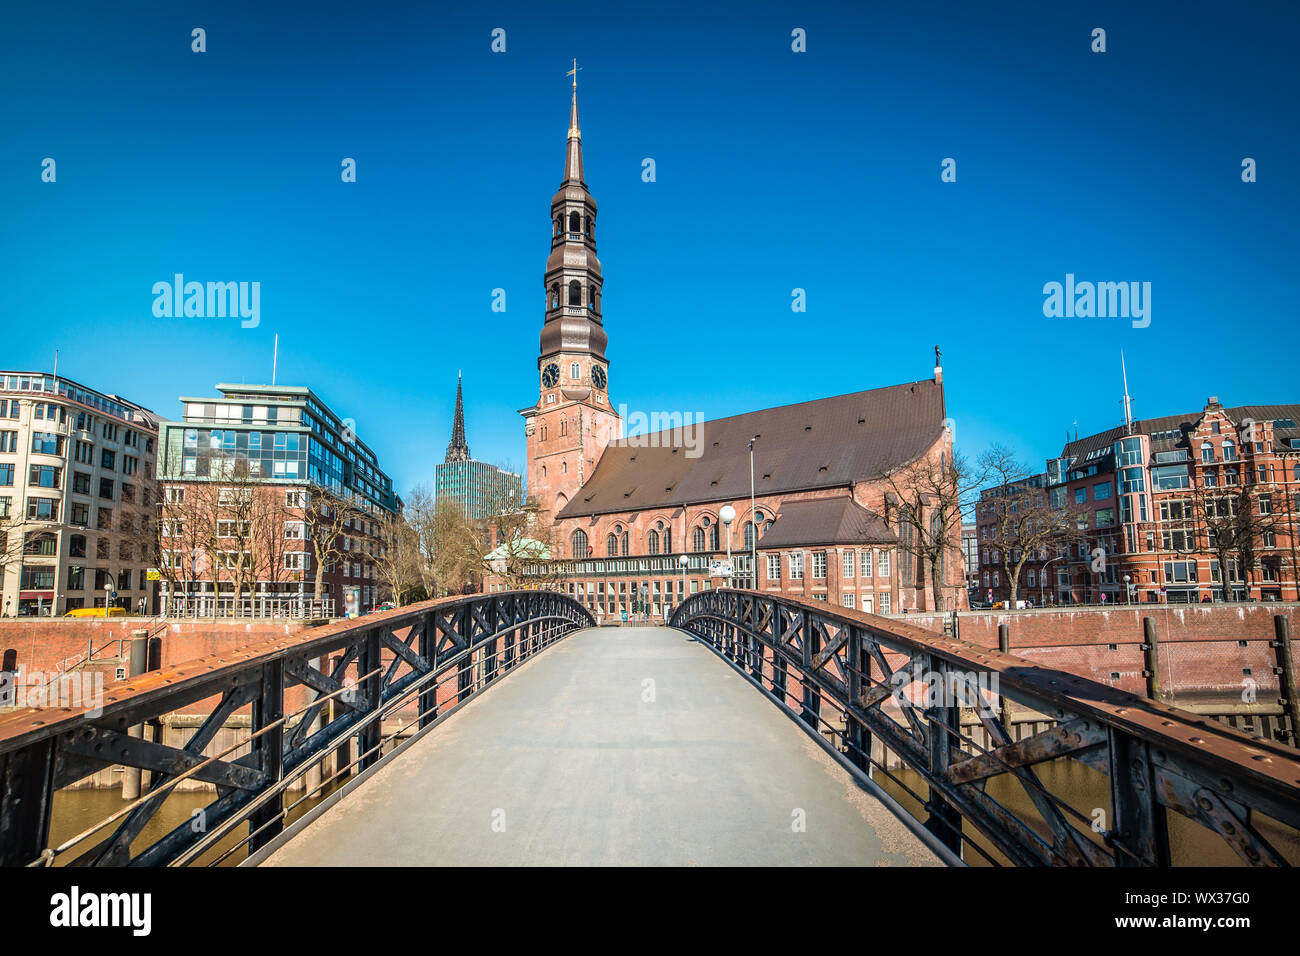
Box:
445 371 471 463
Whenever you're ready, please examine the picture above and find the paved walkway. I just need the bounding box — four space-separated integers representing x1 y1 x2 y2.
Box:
262 626 938 866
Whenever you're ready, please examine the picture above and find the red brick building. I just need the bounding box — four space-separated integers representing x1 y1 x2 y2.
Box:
1041 398 1299 604
497 79 965 618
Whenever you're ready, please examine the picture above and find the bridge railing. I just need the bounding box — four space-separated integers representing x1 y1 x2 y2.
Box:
0 590 594 867
670 589 1300 867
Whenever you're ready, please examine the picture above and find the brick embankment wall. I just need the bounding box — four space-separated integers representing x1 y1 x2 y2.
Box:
898 604 1300 702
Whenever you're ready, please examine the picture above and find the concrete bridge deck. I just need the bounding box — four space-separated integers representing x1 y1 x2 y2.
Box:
260 626 939 866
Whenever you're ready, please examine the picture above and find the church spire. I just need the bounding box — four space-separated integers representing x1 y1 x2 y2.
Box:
445 371 471 463
564 58 584 184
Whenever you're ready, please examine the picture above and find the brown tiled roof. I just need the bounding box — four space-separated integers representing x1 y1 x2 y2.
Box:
557 379 945 518
757 496 898 549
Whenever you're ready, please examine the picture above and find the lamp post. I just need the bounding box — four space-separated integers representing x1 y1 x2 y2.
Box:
679 553 689 606
749 437 758 590
1124 573 1133 605
1040 555 1064 607
720 505 735 588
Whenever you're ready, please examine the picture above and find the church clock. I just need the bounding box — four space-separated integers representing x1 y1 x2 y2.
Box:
591 365 607 389
542 363 560 388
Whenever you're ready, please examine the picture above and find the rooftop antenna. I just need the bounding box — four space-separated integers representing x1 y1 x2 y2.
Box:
52 348 59 384
272 334 279 386
1121 350 1134 435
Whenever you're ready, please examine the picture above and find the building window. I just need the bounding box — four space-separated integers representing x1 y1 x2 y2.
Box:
1222 440 1236 461
570 362 580 380
766 554 780 580
648 530 659 554
607 533 618 557
708 524 719 551
1201 441 1214 463
789 552 804 580
878 550 891 577
860 550 872 577
812 551 826 579
568 280 581 305
878 593 890 614
693 527 707 552
842 593 855 609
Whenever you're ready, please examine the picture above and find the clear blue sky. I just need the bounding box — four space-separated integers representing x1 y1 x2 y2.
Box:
2 1 1296 494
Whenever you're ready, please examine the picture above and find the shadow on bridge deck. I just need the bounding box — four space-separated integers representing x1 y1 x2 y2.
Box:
259 626 939 866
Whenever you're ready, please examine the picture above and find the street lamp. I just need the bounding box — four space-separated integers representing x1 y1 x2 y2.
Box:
749 437 759 590
1040 555 1064 607
1124 573 1133 605
679 553 689 606
720 505 736 587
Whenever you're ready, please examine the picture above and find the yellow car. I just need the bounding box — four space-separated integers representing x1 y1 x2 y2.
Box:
63 607 127 618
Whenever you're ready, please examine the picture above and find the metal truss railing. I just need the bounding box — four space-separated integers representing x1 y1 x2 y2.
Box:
0 590 594 867
669 589 1300 867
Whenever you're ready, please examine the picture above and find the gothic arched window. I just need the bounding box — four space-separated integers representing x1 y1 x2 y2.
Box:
569 211 581 233
561 461 567 474
663 528 672 553
743 521 756 550
648 530 659 555
571 530 588 558
620 533 629 556
568 280 581 305
693 527 707 552
550 283 560 308
709 524 720 551
606 533 618 557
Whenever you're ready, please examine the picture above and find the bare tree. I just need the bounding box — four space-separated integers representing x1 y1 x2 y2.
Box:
373 510 421 605
875 446 979 612
303 487 364 602
403 484 440 598
480 492 565 590
1186 477 1276 600
978 444 1087 607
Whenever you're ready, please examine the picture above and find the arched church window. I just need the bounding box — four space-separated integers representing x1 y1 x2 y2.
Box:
541 465 547 478
648 530 659 555
572 530 588 558
550 283 560 308
606 533 618 557
561 461 567 474
743 521 756 550
569 211 581 233
568 280 581 305
663 529 672 552
693 527 707 552
620 533 629 556
560 419 568 437
709 524 720 551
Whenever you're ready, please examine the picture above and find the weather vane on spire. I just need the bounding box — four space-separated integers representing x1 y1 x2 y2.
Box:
567 58 581 89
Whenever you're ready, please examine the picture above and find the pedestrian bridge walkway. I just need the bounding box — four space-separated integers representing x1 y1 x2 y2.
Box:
258 626 938 867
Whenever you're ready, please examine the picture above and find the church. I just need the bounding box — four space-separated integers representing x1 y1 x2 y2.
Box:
502 74 965 620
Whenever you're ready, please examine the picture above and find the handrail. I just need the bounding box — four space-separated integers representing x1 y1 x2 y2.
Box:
0 589 594 866
670 588 1300 867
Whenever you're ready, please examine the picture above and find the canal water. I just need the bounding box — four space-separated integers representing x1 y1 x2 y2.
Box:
875 755 1300 866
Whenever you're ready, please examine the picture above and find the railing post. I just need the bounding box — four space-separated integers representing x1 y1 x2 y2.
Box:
0 738 56 867
358 630 383 772
1274 614 1299 747
846 626 871 775
419 617 437 729
249 659 285 852
923 655 963 857
800 610 820 729
457 605 474 705
998 622 1012 732
1106 727 1170 866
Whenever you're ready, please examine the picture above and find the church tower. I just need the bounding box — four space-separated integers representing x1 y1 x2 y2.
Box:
522 64 621 535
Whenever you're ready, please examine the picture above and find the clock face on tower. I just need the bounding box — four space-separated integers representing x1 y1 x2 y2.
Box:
591 365 607 389
542 364 559 388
